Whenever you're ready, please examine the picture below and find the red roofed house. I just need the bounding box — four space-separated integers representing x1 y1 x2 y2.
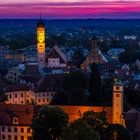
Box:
0 104 33 140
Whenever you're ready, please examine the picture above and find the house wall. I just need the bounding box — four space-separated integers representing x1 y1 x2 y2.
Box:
0 126 32 140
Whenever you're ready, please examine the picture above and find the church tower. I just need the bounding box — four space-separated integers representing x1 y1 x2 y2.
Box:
112 79 125 126
37 16 46 69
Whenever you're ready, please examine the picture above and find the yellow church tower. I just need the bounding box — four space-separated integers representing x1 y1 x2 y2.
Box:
112 79 125 126
37 16 46 68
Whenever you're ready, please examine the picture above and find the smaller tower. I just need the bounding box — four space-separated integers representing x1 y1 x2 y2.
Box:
112 79 124 126
37 15 46 69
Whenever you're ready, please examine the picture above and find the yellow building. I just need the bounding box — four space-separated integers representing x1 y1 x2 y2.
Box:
0 104 33 140
112 79 125 126
37 17 46 69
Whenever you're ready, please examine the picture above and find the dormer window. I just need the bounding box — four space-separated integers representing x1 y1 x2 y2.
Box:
13 117 19 125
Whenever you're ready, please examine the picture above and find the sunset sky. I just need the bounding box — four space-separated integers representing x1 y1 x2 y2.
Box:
0 0 140 19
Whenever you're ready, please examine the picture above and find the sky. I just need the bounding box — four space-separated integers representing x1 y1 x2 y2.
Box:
0 0 140 19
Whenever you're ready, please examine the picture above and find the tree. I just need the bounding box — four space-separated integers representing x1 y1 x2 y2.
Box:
106 124 131 140
82 111 108 140
89 63 103 105
60 119 100 140
0 88 7 103
51 72 89 105
32 106 69 140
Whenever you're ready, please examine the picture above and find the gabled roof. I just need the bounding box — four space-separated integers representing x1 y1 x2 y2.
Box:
35 74 63 92
0 104 34 126
48 45 67 63
6 84 29 92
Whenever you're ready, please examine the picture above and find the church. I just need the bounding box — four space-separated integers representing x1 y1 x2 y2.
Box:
35 18 125 126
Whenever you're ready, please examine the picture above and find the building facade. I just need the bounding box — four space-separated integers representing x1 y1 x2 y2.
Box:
5 84 35 105
0 104 33 140
5 67 22 83
81 38 108 71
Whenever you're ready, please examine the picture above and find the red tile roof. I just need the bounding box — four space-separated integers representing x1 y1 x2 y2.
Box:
0 104 34 126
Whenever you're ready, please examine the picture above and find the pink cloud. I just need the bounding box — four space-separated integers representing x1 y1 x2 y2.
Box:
0 1 140 18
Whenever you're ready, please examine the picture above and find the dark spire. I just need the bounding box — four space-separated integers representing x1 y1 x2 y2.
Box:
91 36 98 49
37 13 45 28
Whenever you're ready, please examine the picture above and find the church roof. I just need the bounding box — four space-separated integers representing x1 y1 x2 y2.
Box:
114 79 123 86
48 45 67 63
0 104 34 126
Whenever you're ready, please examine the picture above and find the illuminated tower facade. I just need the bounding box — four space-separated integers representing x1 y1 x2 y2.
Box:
37 18 46 68
112 79 125 126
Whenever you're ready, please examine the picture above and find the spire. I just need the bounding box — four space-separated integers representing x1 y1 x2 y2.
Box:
91 36 98 49
114 78 123 86
37 13 45 28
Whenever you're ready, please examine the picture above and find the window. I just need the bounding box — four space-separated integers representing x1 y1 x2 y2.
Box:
2 135 5 139
38 99 41 103
14 127 17 132
116 94 120 97
9 94 12 99
8 135 11 140
2 127 5 132
116 86 120 90
27 128 31 133
21 136 24 140
8 127 11 132
15 94 17 98
42 93 45 97
21 128 24 133
14 136 17 140
27 136 32 140
21 94 23 97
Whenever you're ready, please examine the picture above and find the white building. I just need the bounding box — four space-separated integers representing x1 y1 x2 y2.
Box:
5 84 35 104
47 45 67 68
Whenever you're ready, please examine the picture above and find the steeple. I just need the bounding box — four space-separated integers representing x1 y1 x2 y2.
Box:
112 78 125 126
37 15 46 70
37 14 45 28
91 36 98 49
